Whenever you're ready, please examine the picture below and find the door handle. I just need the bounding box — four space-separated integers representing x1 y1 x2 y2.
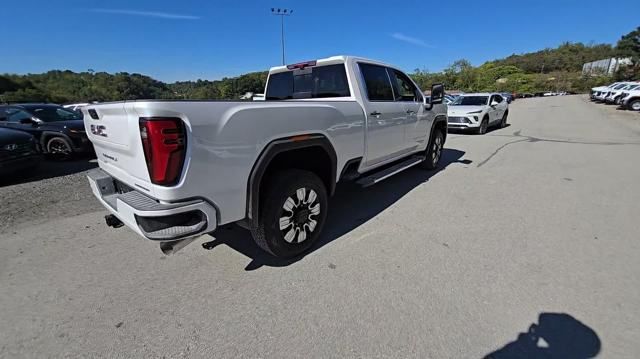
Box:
406 110 416 115
370 111 381 116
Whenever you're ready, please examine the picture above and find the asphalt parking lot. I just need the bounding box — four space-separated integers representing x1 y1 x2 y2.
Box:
1 95 639 358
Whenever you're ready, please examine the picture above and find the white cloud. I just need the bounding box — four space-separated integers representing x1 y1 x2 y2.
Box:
89 8 200 20
391 33 434 48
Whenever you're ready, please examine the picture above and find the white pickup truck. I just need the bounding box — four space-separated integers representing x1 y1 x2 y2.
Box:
83 56 448 257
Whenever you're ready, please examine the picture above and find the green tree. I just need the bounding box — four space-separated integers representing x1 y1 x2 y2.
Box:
615 27 640 80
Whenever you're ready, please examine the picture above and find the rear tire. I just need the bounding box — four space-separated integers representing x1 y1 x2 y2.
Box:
628 99 640 111
420 128 443 170
46 137 73 160
251 169 328 258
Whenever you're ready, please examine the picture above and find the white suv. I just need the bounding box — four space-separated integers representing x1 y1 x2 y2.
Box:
447 93 509 134
591 82 622 101
594 83 632 102
603 82 640 104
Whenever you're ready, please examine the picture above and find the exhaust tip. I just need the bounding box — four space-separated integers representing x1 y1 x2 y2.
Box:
105 214 124 228
159 237 198 255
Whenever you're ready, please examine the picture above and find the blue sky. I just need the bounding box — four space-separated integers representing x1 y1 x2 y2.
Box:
3 0 638 82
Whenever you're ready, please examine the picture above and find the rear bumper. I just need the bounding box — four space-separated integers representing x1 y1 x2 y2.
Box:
87 168 217 241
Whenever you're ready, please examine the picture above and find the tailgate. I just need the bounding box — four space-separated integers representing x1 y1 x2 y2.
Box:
82 102 152 187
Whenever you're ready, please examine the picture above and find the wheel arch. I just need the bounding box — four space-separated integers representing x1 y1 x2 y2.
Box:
40 131 72 153
430 114 448 146
246 134 337 222
628 97 640 110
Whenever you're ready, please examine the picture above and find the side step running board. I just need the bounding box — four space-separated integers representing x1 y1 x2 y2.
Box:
356 156 425 187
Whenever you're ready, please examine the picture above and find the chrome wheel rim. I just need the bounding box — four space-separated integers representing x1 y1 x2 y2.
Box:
432 135 442 164
49 139 71 155
279 187 320 244
632 102 640 111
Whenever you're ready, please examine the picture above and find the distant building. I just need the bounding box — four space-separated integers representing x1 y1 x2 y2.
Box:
582 58 632 76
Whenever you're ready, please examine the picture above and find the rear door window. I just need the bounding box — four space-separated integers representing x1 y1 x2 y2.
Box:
359 63 394 101
266 64 351 100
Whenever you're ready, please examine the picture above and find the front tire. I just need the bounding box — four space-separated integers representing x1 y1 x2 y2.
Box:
500 111 508 128
251 170 328 258
420 129 443 170
628 99 640 111
477 117 489 135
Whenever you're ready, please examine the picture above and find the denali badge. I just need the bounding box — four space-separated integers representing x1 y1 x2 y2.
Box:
91 125 108 137
102 153 118 162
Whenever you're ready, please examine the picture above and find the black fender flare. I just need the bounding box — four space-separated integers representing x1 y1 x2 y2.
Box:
246 134 337 221
428 115 448 147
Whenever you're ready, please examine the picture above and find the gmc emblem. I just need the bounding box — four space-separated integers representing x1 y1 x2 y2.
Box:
90 125 108 137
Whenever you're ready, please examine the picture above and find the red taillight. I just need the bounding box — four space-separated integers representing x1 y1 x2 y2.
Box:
139 118 186 186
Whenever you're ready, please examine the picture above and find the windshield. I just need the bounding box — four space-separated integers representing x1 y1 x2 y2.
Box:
613 84 628 90
27 106 82 122
451 96 488 106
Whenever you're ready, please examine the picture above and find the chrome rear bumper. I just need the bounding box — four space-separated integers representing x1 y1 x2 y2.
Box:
87 168 217 241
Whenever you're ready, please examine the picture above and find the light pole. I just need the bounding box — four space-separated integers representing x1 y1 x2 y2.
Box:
271 8 293 65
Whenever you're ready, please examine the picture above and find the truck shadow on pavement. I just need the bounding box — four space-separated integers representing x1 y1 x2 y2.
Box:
483 312 601 359
203 148 470 270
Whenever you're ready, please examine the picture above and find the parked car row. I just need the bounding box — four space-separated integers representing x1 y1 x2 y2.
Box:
0 103 95 178
590 81 640 111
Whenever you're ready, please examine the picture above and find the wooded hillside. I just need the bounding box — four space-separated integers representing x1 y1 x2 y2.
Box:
2 27 638 102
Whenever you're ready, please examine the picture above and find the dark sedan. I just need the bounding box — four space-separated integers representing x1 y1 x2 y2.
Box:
0 104 93 159
0 127 42 177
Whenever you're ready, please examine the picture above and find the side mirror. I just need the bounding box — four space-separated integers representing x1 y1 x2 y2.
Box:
430 83 445 105
490 100 499 107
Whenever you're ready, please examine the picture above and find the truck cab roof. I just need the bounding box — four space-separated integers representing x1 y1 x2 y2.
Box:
269 55 397 75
